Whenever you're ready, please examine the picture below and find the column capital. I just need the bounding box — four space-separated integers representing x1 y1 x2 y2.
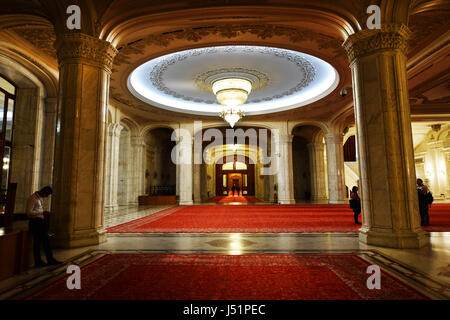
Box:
45 97 58 113
107 123 123 137
427 140 444 149
179 135 194 145
54 33 118 72
278 134 294 144
45 97 58 104
343 24 411 63
324 132 344 145
131 136 146 147
306 141 325 151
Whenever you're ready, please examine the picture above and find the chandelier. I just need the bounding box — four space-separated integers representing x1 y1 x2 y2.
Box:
212 78 252 127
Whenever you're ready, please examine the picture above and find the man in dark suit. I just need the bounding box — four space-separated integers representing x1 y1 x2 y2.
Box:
26 186 62 267
236 185 241 196
417 178 430 226
231 184 236 196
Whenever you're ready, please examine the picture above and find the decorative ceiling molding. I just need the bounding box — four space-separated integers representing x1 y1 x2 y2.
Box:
408 10 450 56
147 46 316 104
194 67 270 92
113 24 346 67
10 25 57 59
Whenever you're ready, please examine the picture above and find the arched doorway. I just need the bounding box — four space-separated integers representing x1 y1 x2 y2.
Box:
144 127 176 196
0 74 16 215
216 155 255 196
292 125 328 202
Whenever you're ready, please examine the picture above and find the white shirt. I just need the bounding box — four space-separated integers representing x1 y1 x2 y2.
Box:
26 192 44 219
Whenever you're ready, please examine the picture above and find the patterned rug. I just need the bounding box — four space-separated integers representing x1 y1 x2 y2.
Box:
107 205 361 233
107 204 450 233
22 254 429 300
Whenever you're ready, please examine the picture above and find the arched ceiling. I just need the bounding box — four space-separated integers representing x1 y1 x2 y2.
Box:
0 0 448 124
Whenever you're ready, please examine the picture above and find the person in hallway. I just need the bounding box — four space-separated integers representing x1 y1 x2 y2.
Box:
350 186 361 224
236 185 241 196
417 178 430 226
231 184 236 196
26 186 62 267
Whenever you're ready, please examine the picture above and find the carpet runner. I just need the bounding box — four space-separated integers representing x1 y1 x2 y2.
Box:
423 203 450 232
205 196 263 203
107 204 361 233
107 203 450 233
23 254 428 300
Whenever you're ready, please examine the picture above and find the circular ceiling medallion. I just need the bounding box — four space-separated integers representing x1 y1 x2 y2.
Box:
128 45 339 115
194 67 270 95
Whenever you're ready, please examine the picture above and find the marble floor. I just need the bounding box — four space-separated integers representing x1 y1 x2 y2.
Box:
1 204 449 300
104 205 173 228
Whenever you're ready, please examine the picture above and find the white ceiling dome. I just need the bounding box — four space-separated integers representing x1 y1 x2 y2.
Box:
128 45 339 116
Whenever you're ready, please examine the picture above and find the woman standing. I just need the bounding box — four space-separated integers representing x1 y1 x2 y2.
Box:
350 186 362 225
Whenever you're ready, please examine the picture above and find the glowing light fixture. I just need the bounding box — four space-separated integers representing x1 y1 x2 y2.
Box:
212 78 251 127
230 144 239 152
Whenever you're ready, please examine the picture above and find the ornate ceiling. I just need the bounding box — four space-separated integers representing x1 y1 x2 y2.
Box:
128 45 338 116
0 0 448 123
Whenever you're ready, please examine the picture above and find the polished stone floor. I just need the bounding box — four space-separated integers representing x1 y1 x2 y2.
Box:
104 205 173 227
1 204 449 300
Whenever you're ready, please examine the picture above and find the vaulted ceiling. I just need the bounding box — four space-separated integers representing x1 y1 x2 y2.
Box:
0 0 448 125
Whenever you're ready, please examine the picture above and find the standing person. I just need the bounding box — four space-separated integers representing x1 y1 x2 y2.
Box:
236 185 241 197
231 184 236 196
26 186 62 266
417 178 430 226
350 186 361 224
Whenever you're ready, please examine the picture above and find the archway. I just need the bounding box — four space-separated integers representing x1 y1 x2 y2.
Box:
292 125 328 202
144 127 176 196
216 155 255 196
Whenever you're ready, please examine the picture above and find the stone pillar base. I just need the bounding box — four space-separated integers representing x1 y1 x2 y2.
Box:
329 200 347 204
179 200 194 205
53 229 107 249
104 205 119 212
359 228 429 249
311 196 328 201
279 199 296 204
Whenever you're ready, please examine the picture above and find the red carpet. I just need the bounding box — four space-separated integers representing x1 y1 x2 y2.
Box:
23 254 428 300
107 204 361 233
107 203 450 233
423 203 450 232
205 195 262 203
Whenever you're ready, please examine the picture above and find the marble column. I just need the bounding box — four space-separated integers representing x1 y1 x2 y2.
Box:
10 87 44 213
445 148 450 199
193 163 201 203
40 98 57 182
325 133 347 204
128 136 145 205
118 130 129 205
200 164 208 201
130 136 146 202
52 33 117 248
104 123 122 210
178 126 193 205
276 134 295 204
343 24 427 248
444 131 450 199
306 142 328 201
426 141 447 198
